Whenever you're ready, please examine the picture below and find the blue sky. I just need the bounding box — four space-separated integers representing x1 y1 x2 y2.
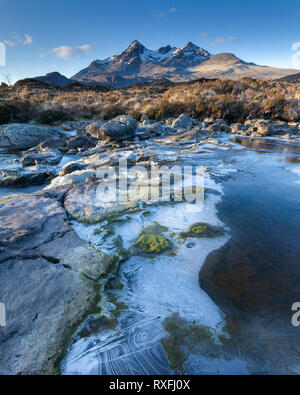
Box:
0 0 299 83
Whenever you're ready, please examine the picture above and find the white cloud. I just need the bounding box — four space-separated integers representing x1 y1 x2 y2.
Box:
169 7 177 13
3 39 16 47
211 36 240 45
23 34 33 45
52 45 75 60
77 44 93 55
52 44 93 60
2 32 33 47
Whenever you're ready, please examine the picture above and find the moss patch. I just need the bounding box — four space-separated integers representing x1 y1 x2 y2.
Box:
180 222 225 239
135 234 171 254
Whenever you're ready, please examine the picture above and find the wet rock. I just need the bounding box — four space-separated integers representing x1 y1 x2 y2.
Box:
0 191 115 374
172 114 195 130
21 148 63 167
0 167 55 187
87 115 137 141
59 161 86 177
0 124 64 150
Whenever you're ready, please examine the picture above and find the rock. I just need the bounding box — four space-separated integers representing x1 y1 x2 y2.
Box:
39 138 69 151
256 122 274 136
0 167 55 187
67 136 97 151
85 122 104 138
45 169 95 189
59 162 86 177
64 181 136 223
231 123 249 134
86 115 137 142
21 148 63 167
172 114 195 130
282 133 290 139
0 124 64 150
135 234 171 254
60 121 92 133
0 191 115 374
206 123 222 132
136 123 166 140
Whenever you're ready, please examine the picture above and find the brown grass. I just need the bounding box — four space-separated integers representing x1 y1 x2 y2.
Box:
0 77 299 125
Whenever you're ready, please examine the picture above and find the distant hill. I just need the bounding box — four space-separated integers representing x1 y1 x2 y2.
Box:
277 72 300 83
35 72 76 87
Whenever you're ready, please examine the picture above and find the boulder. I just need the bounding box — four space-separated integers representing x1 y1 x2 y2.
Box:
172 114 195 130
86 115 137 141
0 190 115 374
0 167 55 187
21 148 63 167
0 124 64 150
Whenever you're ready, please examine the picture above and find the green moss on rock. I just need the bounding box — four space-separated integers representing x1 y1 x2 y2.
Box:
135 234 171 254
180 222 225 239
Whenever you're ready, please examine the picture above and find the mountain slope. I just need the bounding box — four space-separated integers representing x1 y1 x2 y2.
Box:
188 53 298 80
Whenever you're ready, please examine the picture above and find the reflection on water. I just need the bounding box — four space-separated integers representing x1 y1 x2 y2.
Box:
230 136 300 164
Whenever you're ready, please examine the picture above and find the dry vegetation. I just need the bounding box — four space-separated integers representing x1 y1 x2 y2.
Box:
0 77 300 125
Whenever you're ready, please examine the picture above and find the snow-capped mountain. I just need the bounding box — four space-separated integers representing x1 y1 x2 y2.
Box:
72 40 212 87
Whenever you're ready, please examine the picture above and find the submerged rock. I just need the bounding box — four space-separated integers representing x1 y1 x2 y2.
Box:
0 123 64 150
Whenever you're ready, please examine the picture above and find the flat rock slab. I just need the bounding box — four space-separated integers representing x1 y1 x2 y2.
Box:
0 190 115 374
